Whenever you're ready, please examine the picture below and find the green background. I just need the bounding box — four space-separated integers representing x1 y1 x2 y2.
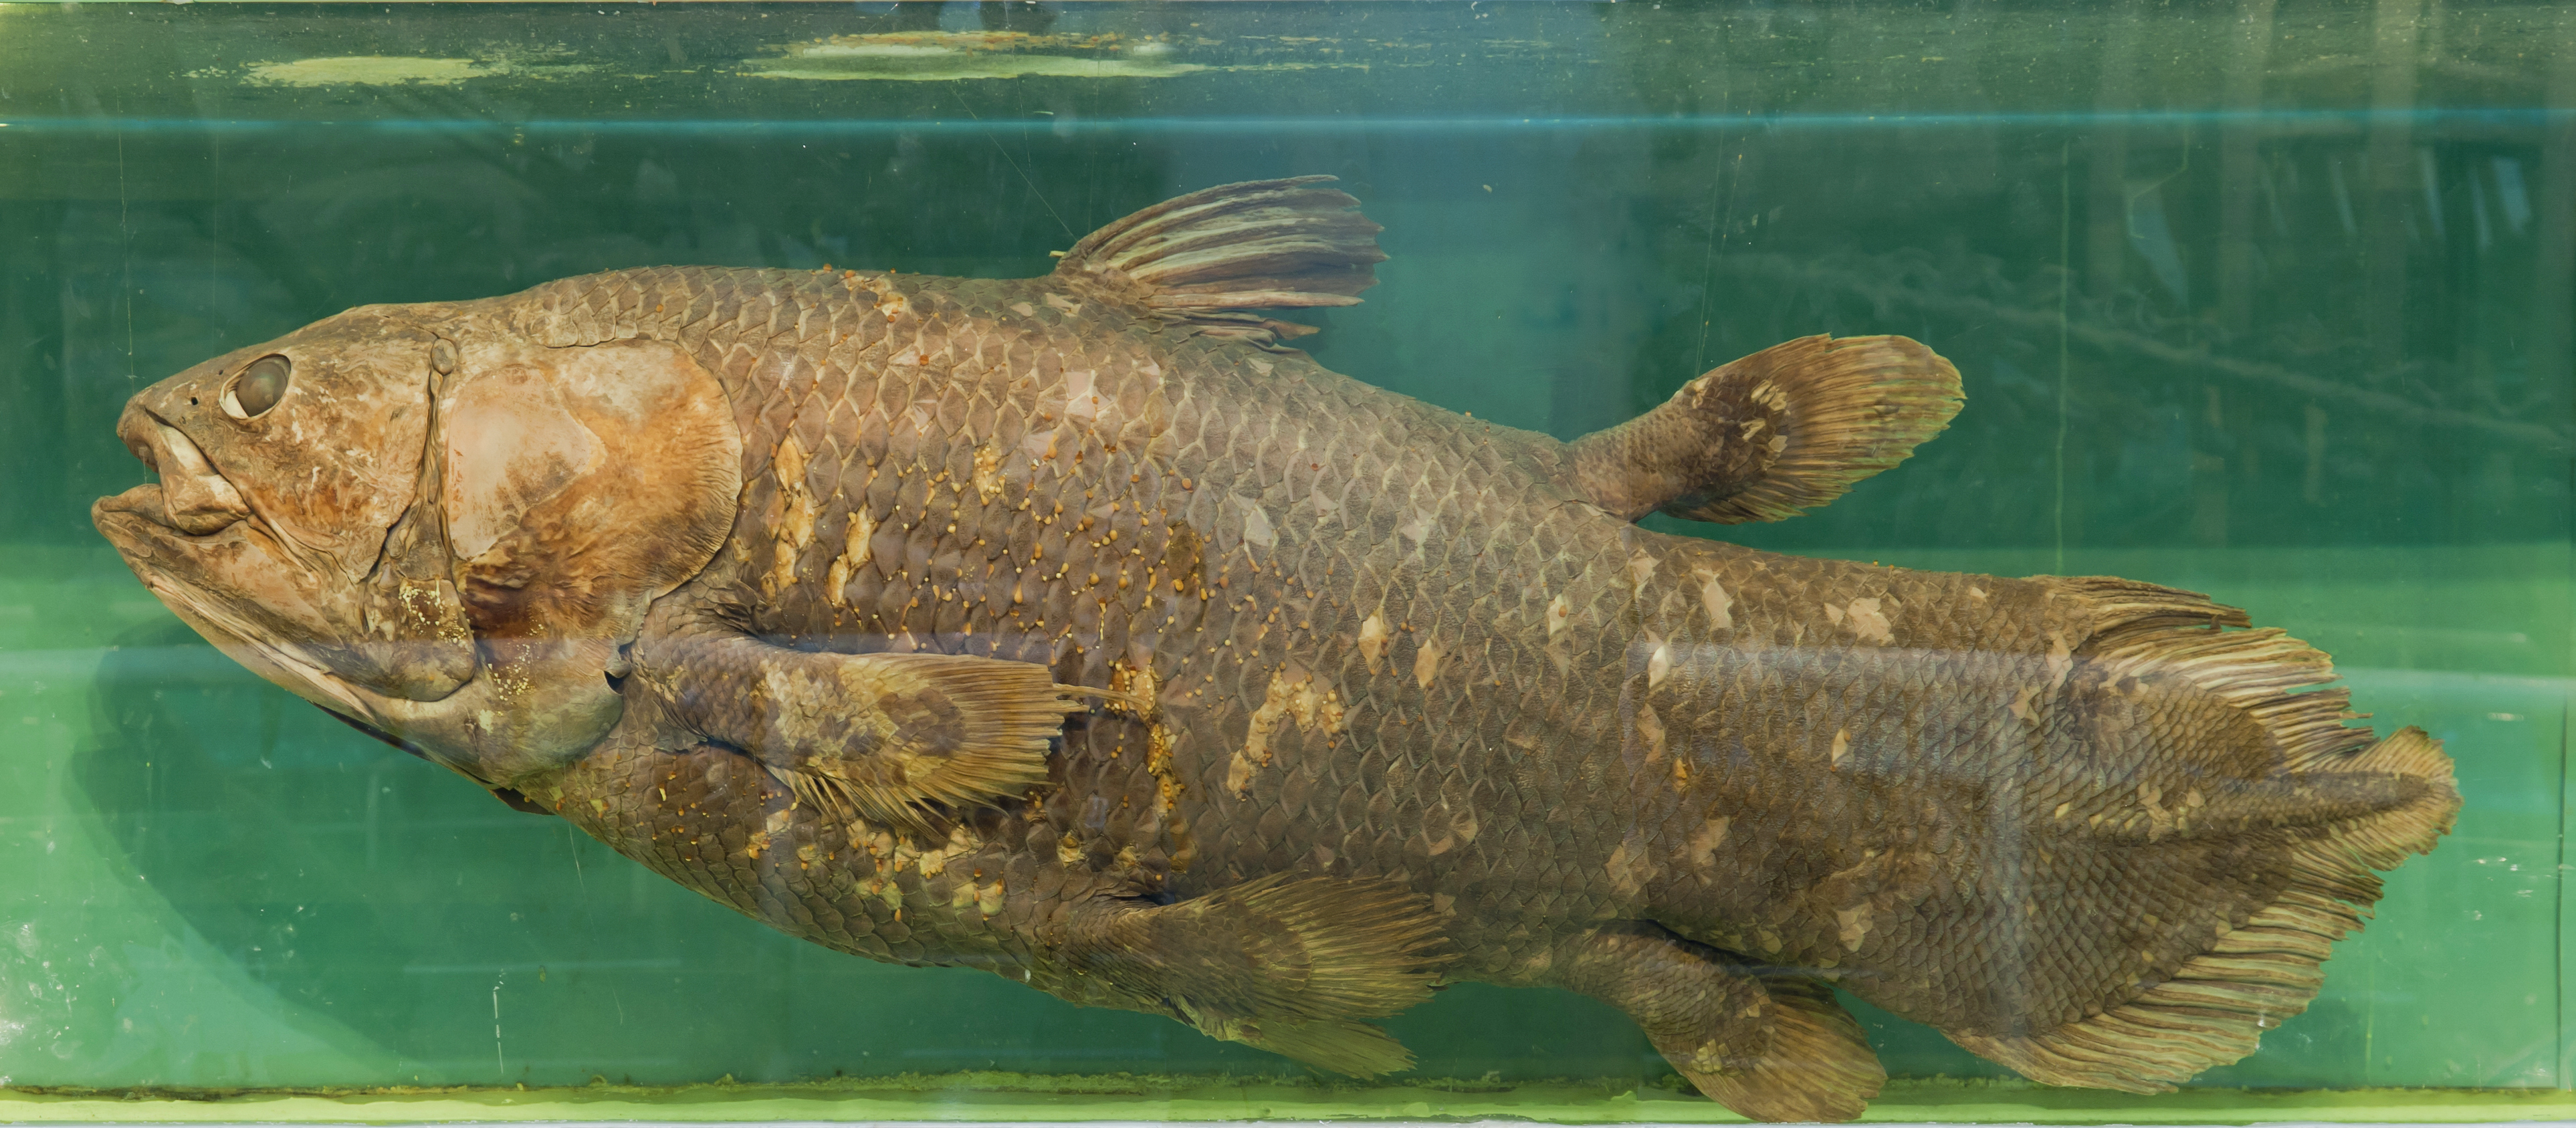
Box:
0 0 2569 1112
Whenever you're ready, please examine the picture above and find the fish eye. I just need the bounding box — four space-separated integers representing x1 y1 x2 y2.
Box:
227 354 291 419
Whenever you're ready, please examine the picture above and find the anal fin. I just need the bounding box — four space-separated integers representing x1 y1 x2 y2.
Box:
1065 873 1453 1077
1560 925 1885 1123
1198 1016 1416 1078
1698 976 1887 1123
1568 334 1963 524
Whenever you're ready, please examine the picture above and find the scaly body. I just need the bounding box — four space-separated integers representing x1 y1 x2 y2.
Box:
96 179 2457 1121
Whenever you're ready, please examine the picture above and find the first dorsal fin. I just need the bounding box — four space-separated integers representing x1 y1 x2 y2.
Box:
1568 334 1964 524
1052 176 1385 324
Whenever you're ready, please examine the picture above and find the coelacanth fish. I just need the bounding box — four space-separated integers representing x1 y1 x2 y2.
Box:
93 177 2458 1121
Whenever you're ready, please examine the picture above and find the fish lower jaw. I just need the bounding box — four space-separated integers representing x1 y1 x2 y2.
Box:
92 483 173 534
93 482 245 542
140 575 381 723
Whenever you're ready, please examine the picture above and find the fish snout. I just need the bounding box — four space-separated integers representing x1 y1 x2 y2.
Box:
116 401 252 536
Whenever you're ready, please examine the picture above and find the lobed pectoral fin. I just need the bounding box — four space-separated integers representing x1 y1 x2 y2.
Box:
765 650 1091 837
1559 925 1885 1123
634 631 1105 836
1064 873 1455 1077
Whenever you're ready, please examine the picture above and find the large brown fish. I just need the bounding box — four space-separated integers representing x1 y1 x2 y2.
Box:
94 177 2457 1121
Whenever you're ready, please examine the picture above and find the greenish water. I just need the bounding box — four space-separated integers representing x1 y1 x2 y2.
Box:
0 0 2569 1119
15 1073 2576 1125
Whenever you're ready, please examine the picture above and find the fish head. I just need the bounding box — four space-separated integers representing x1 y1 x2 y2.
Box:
94 300 742 800
96 306 465 701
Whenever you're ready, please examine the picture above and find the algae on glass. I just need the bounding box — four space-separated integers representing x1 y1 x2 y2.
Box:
0 0 2569 1117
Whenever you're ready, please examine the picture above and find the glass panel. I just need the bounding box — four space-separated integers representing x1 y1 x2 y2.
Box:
0 1 2566 1119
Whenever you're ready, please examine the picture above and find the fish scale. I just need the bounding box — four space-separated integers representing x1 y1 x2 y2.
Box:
93 177 2460 1123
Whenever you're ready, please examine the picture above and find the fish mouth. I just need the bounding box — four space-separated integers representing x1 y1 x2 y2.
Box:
92 477 291 572
114 406 255 537
91 481 253 565
90 425 384 725
95 400 333 582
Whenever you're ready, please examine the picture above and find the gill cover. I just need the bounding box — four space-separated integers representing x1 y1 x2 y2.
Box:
351 361 477 701
362 334 742 787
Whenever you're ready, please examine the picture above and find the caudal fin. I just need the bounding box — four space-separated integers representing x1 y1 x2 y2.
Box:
1941 582 2459 1092
1957 729 2454 1092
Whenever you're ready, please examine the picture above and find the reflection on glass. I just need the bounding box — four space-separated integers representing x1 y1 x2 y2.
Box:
0 1 2566 1122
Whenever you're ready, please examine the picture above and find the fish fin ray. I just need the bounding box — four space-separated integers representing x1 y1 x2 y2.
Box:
1945 882 2359 1092
1943 592 2455 1092
1070 874 1453 1060
1197 1016 1416 1078
1562 926 1883 1123
2036 596 2392 841
1568 334 1963 524
1701 976 1887 1123
2044 576 2405 812
1053 176 1385 317
2046 575 2255 631
780 652 1073 834
644 633 1077 835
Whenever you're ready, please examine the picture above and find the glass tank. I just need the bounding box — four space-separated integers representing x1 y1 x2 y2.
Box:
0 1 2569 1123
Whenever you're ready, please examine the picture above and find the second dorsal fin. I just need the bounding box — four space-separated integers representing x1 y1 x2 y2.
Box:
1052 176 1385 322
1568 334 1964 524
